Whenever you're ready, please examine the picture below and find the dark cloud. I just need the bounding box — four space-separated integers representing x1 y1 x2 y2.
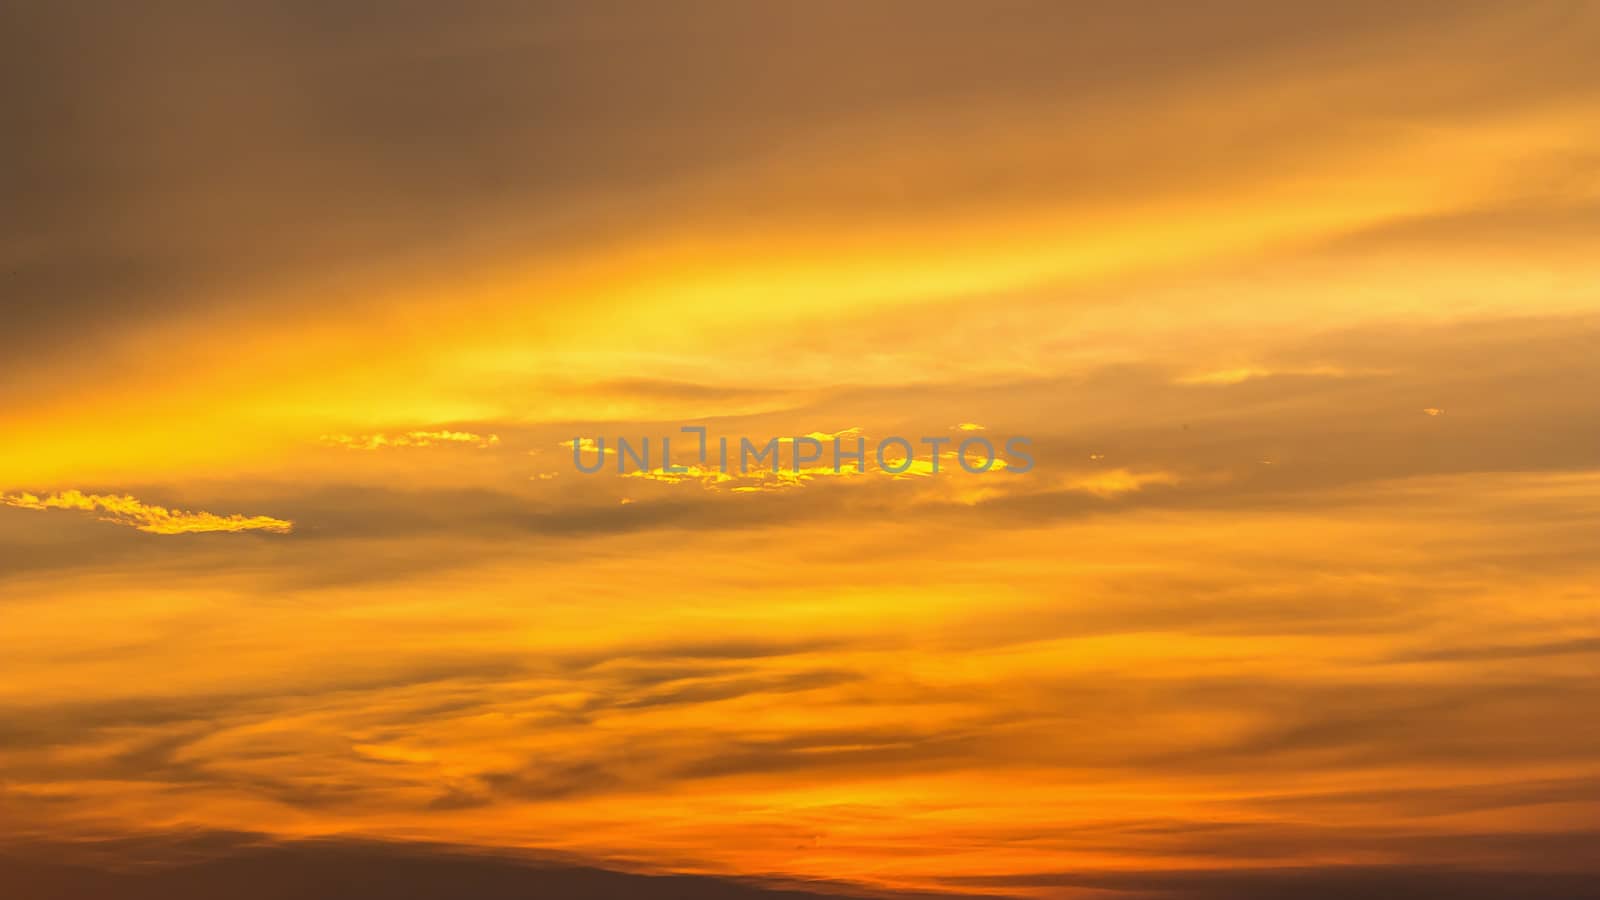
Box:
563 637 844 670
0 656 530 753
1133 676 1600 774
1239 774 1600 819
5 312 1598 597
0 835 939 900
602 669 860 712
469 722 995 807
7 833 1598 898
947 864 1600 899
1386 636 1600 664
5 0 1588 400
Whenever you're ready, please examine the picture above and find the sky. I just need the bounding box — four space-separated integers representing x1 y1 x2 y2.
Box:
2 3 1598 898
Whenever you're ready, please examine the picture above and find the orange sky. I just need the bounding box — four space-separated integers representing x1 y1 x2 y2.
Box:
2 3 1598 898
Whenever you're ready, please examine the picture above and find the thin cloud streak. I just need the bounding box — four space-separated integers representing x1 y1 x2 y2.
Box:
0 490 293 535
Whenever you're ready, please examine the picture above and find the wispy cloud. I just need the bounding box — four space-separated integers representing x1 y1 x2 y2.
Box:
1174 365 1362 385
559 438 614 455
320 431 500 450
1 490 292 535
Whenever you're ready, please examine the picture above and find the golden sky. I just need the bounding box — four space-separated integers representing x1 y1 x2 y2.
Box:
2 3 1598 898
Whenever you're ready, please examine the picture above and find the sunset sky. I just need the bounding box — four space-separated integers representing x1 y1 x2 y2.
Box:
2 3 1598 898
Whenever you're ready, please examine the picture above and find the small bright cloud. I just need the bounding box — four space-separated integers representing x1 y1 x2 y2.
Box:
1066 469 1180 497
777 428 864 444
1176 365 1358 386
322 430 499 450
1 490 293 535
561 438 614 455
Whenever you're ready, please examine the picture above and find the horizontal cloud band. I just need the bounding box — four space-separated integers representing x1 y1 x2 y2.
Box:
1 490 292 535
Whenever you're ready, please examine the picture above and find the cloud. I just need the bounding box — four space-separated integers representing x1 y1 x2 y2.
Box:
320 431 500 450
1386 636 1600 664
5 5 1600 890
947 863 1600 899
0 490 292 535
1063 468 1183 497
1174 365 1363 385
560 438 614 455
0 835 925 900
